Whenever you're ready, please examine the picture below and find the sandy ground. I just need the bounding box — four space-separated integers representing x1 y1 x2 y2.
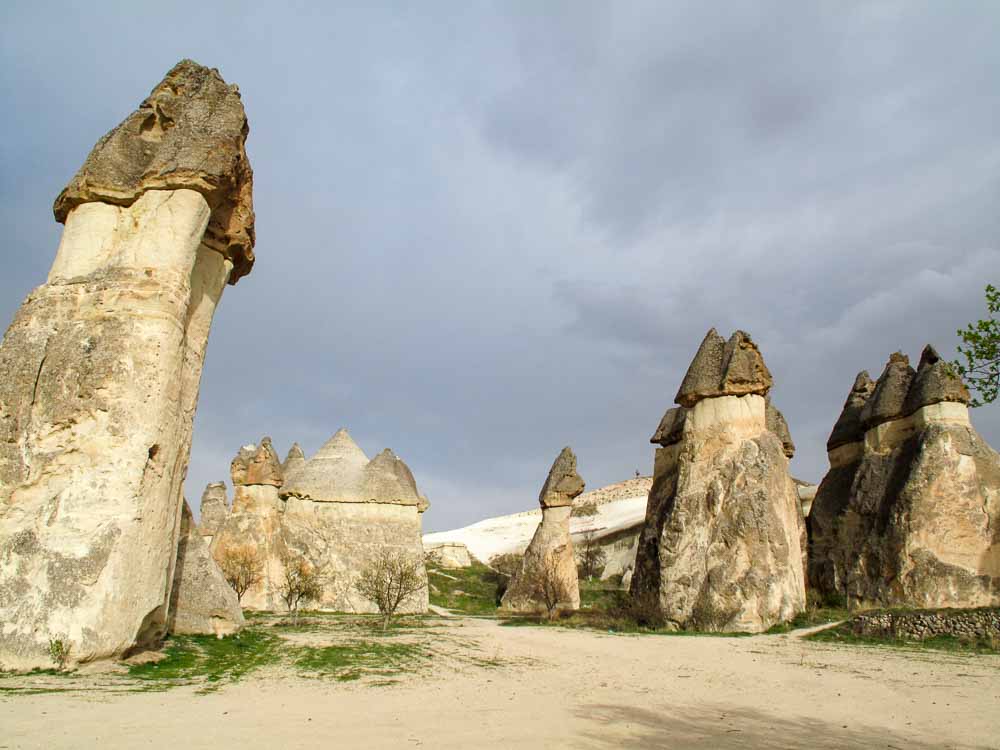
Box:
1 617 998 749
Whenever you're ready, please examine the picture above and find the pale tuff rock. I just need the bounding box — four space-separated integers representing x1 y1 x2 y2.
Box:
281 443 306 480
167 501 244 637
500 448 585 614
425 542 473 568
198 482 230 540
0 60 253 670
277 431 428 613
675 329 773 408
809 348 998 609
231 437 283 487
417 495 431 514
54 59 255 283
631 329 805 633
280 429 370 503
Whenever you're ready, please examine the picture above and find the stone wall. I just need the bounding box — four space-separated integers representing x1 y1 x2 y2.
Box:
849 608 1000 642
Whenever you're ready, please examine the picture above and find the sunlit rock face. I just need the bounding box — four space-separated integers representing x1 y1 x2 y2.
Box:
500 447 585 614
198 482 230 545
0 60 254 670
631 329 806 633
809 347 1000 609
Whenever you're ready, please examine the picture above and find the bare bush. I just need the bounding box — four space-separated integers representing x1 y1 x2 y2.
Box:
278 551 325 624
354 551 426 631
530 553 570 621
215 543 263 604
576 530 607 580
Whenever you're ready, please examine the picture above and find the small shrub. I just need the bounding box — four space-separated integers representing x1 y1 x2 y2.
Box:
355 552 426 631
279 551 325 625
215 543 264 604
48 639 70 670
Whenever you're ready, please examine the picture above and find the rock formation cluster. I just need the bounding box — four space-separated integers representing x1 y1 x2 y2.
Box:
0 60 254 670
809 346 1000 609
631 329 806 632
500 447 585 614
206 430 429 614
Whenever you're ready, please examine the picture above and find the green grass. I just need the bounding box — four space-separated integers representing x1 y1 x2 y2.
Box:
294 641 427 681
427 562 501 615
579 579 621 610
127 629 282 687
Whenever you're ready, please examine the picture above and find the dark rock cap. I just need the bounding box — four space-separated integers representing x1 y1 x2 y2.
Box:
903 345 971 415
54 59 255 283
675 329 772 407
827 371 876 451
650 406 688 446
766 400 795 458
860 352 916 429
538 446 586 508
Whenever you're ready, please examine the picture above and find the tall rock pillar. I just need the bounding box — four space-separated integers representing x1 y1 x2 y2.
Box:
631 329 806 632
0 60 255 670
500 447 585 614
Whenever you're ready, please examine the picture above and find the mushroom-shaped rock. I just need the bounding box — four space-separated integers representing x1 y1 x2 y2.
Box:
827 371 876 451
675 329 772 407
54 59 255 283
650 406 687 446
809 350 998 609
632 329 804 633
903 345 971 416
860 352 915 429
538 446 586 508
198 482 230 538
230 437 283 487
0 59 255 669
500 447 585 614
281 442 307 480
280 429 369 502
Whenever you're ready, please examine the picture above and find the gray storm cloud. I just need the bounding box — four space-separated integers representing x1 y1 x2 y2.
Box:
2 1 997 531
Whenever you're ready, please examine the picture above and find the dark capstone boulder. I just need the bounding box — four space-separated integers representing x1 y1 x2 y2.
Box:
860 352 915 429
827 371 876 451
903 345 970 416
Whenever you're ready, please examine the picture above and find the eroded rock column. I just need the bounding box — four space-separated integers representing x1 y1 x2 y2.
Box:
500 447 585 614
0 60 255 670
631 329 806 632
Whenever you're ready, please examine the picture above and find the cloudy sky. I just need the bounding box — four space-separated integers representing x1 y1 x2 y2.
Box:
2 1 998 532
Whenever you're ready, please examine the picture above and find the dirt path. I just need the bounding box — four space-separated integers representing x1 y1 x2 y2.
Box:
2 617 998 749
